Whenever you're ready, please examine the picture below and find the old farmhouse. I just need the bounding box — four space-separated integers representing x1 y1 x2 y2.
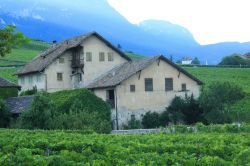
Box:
16 32 202 128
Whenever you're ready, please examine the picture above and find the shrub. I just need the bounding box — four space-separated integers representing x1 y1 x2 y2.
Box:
199 82 245 124
219 54 250 65
0 87 18 100
166 95 203 125
19 86 37 96
19 89 112 133
166 96 185 124
19 92 53 129
142 111 161 128
0 99 11 127
50 89 111 133
123 115 142 129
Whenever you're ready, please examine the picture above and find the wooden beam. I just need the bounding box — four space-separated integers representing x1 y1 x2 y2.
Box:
138 70 141 80
157 59 161 66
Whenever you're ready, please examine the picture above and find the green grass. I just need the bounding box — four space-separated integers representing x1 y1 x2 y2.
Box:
125 51 145 59
185 67 250 122
0 60 26 67
0 40 51 64
184 67 250 93
0 68 18 83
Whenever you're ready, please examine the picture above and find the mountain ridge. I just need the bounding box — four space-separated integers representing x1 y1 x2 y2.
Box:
0 0 250 64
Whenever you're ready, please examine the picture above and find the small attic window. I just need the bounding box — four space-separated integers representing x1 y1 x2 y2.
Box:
130 85 135 92
99 52 105 62
108 52 114 61
59 58 65 64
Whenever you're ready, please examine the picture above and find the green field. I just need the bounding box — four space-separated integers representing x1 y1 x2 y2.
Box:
0 127 249 165
0 68 18 83
184 67 250 93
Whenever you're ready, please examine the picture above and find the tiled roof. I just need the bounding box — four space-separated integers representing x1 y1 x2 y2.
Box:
5 96 33 114
86 55 203 89
0 77 20 88
16 32 131 75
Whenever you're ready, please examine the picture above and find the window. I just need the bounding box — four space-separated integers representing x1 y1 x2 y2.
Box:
28 76 33 84
182 83 187 91
130 85 135 92
108 52 114 61
57 73 63 81
59 58 64 64
99 52 105 61
86 52 92 62
145 78 153 91
165 78 173 91
21 77 25 84
36 74 42 82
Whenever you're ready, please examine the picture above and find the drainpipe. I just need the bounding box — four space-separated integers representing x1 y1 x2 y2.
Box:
44 73 47 91
115 86 119 130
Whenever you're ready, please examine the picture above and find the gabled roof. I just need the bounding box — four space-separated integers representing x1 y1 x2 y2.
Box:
0 77 20 89
86 55 203 89
16 32 131 76
5 96 33 114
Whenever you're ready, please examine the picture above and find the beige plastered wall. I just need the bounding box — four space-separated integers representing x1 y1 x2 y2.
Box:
94 59 201 128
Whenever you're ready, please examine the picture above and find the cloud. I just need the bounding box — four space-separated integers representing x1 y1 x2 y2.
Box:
60 8 68 12
0 18 6 25
32 14 44 21
19 9 30 17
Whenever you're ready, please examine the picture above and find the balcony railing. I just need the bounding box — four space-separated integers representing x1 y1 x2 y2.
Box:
71 59 84 68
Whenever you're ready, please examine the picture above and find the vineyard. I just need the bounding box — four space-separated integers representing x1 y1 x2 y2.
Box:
0 125 249 165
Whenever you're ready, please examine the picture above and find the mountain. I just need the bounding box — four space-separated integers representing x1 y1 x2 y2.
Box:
0 0 250 64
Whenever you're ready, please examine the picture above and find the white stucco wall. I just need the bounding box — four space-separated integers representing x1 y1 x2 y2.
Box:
19 35 129 93
82 36 128 86
18 73 45 91
44 52 74 92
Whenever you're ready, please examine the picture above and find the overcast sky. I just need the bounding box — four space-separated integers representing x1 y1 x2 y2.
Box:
108 0 250 45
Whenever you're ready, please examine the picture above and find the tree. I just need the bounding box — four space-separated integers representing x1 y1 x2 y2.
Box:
219 54 250 66
0 99 11 128
166 95 203 125
0 25 29 57
199 82 245 124
181 94 203 124
191 57 200 65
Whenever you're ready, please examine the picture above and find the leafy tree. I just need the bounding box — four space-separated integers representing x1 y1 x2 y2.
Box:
219 54 250 65
166 95 203 125
19 92 53 129
142 111 161 128
166 97 185 124
181 94 203 124
199 82 245 124
191 57 200 65
0 25 29 57
0 99 11 127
